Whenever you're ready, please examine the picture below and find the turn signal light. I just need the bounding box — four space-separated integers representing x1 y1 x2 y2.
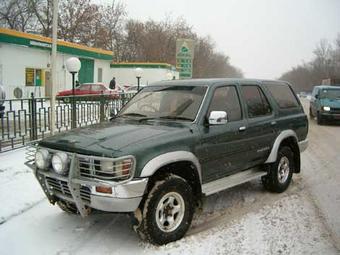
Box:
95 186 112 194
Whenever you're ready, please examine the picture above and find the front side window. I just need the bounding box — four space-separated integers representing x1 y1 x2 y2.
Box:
119 85 207 121
208 86 242 121
241 85 272 118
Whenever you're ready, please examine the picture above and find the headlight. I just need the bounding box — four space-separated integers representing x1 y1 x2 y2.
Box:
323 106 331 111
35 148 50 170
101 160 113 172
52 152 69 175
100 158 133 179
115 159 133 177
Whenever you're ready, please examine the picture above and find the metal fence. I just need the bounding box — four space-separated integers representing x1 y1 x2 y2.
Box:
0 93 135 152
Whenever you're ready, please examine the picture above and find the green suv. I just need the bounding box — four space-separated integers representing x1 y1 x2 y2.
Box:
26 79 308 245
309 85 340 124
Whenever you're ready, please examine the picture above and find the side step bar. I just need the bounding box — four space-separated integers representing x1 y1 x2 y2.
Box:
202 168 267 196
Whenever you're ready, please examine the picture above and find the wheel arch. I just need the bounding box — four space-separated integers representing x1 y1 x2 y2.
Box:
140 151 202 200
265 130 301 173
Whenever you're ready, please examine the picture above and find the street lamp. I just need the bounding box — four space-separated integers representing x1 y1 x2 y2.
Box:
65 57 81 128
135 67 143 91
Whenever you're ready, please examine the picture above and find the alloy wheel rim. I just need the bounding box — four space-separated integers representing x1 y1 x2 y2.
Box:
155 191 185 232
278 156 290 183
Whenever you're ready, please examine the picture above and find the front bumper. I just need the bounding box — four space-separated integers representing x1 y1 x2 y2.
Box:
27 152 148 216
320 112 340 120
34 169 148 215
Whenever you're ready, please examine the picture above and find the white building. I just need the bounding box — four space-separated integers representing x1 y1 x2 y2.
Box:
0 28 178 99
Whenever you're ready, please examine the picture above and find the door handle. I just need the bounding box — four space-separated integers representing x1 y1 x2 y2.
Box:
239 126 246 131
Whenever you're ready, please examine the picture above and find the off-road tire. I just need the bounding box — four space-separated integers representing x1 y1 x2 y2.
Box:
262 146 294 193
133 174 194 245
309 107 313 118
57 201 79 214
317 112 324 125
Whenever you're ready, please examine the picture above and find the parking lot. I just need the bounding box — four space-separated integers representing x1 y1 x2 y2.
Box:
0 98 339 255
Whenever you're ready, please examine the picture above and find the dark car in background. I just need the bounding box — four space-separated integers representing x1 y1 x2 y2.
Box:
309 85 340 124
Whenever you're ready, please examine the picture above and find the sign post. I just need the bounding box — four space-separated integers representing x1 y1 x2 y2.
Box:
176 39 195 79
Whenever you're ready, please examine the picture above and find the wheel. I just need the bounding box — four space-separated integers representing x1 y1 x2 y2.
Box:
133 174 194 245
262 146 294 193
57 201 79 214
316 112 323 125
309 107 313 118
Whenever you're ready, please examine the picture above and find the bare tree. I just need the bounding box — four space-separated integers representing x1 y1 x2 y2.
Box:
0 0 36 31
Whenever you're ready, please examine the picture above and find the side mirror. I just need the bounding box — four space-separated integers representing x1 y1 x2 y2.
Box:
315 94 319 99
208 111 227 125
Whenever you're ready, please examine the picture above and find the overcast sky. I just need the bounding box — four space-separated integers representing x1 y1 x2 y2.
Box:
101 0 340 79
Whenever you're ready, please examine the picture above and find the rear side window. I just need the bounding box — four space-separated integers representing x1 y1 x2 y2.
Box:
265 83 299 108
241 85 272 118
208 86 242 121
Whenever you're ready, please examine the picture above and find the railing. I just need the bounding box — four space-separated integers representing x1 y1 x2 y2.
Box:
0 92 135 152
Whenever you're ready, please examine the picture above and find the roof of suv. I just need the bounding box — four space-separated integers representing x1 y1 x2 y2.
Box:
151 78 288 87
314 85 340 89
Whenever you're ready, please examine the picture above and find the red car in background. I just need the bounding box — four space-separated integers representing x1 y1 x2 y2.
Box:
57 83 119 102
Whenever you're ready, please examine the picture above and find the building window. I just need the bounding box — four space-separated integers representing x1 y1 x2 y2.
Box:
98 68 103 82
25 68 42 86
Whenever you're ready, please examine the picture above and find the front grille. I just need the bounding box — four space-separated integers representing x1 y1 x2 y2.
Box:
330 108 340 114
46 177 91 203
77 155 133 181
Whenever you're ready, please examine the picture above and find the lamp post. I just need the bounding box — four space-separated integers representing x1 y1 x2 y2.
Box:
135 67 143 91
65 57 81 129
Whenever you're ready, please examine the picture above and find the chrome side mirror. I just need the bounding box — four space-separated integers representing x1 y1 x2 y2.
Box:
208 111 227 125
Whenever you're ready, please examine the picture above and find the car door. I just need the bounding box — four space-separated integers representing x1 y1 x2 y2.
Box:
239 84 276 169
199 85 249 182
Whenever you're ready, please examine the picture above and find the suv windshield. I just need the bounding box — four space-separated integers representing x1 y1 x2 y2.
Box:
320 88 340 99
118 85 207 121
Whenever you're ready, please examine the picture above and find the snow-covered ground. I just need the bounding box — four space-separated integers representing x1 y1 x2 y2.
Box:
0 99 339 254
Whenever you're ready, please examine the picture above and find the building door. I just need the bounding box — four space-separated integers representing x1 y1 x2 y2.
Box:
79 58 94 84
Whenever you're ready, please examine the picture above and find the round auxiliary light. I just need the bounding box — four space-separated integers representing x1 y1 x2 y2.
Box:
52 152 69 175
35 148 50 170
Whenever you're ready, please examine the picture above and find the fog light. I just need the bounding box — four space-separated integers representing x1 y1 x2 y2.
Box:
96 186 112 194
323 106 331 111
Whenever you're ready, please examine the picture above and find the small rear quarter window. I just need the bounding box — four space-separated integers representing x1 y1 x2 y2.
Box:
265 83 299 109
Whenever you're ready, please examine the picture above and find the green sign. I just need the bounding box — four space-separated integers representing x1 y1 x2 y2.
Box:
176 39 194 79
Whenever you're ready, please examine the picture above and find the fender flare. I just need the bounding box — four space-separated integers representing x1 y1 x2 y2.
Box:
265 130 298 163
140 151 202 184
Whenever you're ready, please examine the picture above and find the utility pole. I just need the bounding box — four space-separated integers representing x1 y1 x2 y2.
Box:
50 0 58 135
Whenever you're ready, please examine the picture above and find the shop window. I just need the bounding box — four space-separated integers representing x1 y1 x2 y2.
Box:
25 68 42 86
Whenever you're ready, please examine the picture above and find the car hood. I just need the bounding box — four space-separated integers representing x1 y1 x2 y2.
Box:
320 98 340 108
39 120 191 157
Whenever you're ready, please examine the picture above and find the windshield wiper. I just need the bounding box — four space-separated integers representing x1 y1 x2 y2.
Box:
158 115 194 121
119 113 147 118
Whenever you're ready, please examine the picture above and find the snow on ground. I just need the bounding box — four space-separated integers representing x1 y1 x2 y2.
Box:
0 148 45 224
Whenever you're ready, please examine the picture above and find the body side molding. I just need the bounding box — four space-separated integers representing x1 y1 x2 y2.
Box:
265 129 298 163
140 151 202 183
